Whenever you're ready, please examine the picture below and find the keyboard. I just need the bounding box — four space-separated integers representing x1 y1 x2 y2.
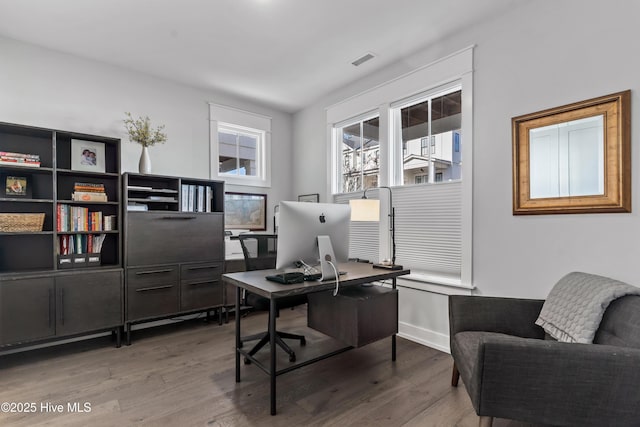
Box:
303 273 322 281
265 272 305 284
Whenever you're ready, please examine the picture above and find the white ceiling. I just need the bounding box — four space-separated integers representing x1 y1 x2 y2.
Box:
0 0 523 113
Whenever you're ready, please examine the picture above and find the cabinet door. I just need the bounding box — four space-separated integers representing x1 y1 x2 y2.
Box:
55 270 122 336
127 266 179 321
0 277 55 346
180 262 223 310
126 212 224 266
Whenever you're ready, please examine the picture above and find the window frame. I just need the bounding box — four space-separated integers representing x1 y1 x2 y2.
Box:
209 103 271 188
217 123 264 178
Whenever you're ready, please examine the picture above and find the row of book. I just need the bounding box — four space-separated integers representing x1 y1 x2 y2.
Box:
71 182 108 202
0 150 41 167
57 204 116 232
58 234 106 255
181 184 213 212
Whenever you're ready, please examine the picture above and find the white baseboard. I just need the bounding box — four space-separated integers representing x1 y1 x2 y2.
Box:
398 321 451 354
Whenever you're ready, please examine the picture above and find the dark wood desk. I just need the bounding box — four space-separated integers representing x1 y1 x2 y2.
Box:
222 262 410 415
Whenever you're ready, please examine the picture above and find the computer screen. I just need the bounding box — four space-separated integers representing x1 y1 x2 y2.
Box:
275 201 350 271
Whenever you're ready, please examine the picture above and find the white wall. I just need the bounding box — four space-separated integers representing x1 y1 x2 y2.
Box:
0 36 293 230
293 0 640 350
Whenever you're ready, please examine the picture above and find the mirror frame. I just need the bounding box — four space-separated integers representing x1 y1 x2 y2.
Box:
512 90 631 215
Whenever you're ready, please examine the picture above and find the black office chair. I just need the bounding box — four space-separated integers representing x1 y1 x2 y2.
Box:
238 234 307 362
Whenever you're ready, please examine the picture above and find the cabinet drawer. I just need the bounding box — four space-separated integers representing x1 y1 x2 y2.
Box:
127 266 179 321
180 262 223 282
127 265 179 288
180 277 223 311
126 212 224 265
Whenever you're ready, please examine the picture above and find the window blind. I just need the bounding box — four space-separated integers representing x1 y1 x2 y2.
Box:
334 192 380 263
393 182 461 277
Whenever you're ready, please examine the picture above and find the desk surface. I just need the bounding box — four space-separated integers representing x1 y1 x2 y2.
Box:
222 262 410 299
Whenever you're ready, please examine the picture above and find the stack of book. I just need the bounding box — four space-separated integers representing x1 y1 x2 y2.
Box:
181 184 213 212
57 204 111 232
0 151 41 167
59 234 107 255
72 182 107 202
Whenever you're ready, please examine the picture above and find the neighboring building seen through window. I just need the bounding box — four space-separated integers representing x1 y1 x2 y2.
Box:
339 116 380 193
395 88 461 185
218 124 262 177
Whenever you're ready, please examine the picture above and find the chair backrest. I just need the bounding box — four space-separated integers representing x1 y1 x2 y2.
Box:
238 234 278 271
594 295 640 348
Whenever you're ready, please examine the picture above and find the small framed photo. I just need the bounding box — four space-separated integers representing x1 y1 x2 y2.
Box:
298 193 319 203
71 139 106 173
224 192 267 231
2 174 32 198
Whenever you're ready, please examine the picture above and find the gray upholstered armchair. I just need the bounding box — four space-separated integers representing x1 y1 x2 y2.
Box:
449 294 640 427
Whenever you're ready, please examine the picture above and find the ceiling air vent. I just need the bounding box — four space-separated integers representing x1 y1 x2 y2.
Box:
351 53 375 67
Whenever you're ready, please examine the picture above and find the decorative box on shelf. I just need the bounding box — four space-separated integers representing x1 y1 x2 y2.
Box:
58 253 101 269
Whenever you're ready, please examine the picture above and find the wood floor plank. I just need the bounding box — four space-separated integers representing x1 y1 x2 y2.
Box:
0 306 552 427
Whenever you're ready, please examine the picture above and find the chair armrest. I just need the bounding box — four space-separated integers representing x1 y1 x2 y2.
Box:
449 295 545 338
477 336 640 426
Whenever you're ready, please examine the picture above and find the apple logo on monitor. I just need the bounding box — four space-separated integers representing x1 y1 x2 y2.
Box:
319 213 326 223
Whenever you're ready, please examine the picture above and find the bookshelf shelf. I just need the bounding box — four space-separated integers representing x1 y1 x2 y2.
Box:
0 121 123 350
0 198 54 203
56 168 120 177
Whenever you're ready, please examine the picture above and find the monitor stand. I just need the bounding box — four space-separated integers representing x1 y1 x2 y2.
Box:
317 235 337 281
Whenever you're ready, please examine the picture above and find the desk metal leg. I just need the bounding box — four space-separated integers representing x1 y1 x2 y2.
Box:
269 298 277 415
392 277 397 362
235 287 241 383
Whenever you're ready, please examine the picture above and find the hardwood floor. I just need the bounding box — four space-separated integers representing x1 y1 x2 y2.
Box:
0 307 548 427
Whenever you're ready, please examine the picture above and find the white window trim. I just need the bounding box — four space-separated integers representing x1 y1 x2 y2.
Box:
326 45 474 289
209 103 272 188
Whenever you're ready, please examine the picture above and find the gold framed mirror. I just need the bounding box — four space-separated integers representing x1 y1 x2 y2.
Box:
512 90 631 215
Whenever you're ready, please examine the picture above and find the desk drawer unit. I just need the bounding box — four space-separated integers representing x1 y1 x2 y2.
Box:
127 265 179 320
180 262 223 310
308 285 398 348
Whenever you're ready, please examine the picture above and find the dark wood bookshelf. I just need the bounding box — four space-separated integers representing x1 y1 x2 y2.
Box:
0 121 124 350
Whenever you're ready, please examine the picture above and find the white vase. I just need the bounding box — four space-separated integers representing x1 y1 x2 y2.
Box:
138 146 151 174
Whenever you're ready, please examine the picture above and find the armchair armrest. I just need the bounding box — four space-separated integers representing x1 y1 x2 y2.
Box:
449 295 544 339
478 336 640 426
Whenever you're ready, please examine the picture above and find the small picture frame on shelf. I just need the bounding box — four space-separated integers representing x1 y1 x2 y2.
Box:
71 139 106 173
1 174 32 198
298 193 319 203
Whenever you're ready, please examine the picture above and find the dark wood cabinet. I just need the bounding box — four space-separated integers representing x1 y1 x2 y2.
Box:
0 276 55 345
0 121 123 350
122 173 225 343
55 270 122 336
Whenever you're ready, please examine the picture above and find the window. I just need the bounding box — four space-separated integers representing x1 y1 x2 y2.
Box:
209 103 271 187
326 46 473 288
218 124 262 177
392 87 462 186
337 115 379 193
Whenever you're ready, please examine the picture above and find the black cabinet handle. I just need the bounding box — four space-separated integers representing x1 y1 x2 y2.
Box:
135 269 174 275
60 288 65 325
186 265 220 271
160 216 196 220
187 279 219 286
48 289 53 328
136 284 174 292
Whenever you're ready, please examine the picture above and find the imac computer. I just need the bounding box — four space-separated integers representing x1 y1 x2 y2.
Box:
276 201 350 280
